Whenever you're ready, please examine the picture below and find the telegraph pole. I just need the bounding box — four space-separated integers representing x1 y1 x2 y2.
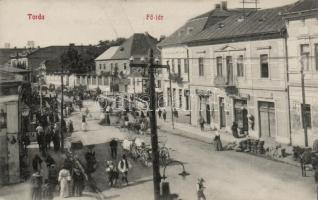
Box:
167 61 175 129
300 66 308 147
148 49 161 200
60 65 65 152
130 49 168 200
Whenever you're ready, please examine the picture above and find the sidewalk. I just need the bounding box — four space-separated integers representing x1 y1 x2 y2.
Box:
157 118 301 168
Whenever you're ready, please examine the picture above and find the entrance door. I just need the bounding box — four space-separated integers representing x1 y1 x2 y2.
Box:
219 97 226 128
206 104 211 124
258 101 276 138
234 99 248 131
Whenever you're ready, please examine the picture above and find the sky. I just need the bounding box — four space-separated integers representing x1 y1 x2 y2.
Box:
0 0 298 48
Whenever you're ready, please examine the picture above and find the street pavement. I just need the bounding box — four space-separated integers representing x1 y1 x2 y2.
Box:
0 100 316 200
67 101 316 200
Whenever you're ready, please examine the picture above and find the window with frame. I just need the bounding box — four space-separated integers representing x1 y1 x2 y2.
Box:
99 64 102 70
179 89 182 108
167 88 171 106
300 44 310 71
260 54 269 78
157 80 161 88
184 59 189 73
198 57 204 76
237 55 244 77
124 63 127 70
104 77 109 85
103 64 106 70
177 59 181 76
171 59 175 73
302 104 312 128
315 44 318 71
216 56 223 76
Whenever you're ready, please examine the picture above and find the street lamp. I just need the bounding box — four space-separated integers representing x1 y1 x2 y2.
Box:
160 160 190 199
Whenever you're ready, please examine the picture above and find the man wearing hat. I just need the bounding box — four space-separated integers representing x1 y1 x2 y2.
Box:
196 178 206 200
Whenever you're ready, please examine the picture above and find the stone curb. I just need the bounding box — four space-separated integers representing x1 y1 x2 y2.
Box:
158 125 301 168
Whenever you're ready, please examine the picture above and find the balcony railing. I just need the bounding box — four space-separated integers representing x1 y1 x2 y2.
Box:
214 75 236 87
169 73 183 84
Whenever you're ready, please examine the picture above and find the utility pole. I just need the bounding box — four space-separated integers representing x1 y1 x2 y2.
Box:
60 65 65 152
300 66 308 147
167 61 175 129
130 49 169 200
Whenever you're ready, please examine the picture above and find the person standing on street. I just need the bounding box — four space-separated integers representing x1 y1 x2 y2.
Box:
196 178 206 200
118 154 130 186
82 114 87 131
158 108 162 119
31 170 43 200
58 166 72 198
72 167 85 197
110 139 118 159
162 109 167 122
214 131 223 151
198 115 205 131
36 124 45 152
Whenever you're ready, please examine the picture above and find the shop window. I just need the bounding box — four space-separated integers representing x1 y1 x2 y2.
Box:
198 57 204 76
237 55 244 77
302 104 312 128
216 56 222 76
260 54 269 78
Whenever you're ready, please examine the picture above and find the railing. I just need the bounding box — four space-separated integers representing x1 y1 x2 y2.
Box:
214 75 236 87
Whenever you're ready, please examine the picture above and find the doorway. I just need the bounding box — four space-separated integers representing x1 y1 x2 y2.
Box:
234 99 248 132
219 97 226 128
206 104 211 124
258 101 276 138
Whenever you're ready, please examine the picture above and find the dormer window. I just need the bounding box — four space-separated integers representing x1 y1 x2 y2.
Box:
187 27 193 35
218 23 225 29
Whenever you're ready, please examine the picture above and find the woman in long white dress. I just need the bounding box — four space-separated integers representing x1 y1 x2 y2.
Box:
58 167 71 198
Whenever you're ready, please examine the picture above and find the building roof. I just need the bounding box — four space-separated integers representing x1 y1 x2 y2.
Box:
158 7 252 47
95 46 120 61
286 0 318 13
185 6 291 45
110 33 158 60
0 48 30 65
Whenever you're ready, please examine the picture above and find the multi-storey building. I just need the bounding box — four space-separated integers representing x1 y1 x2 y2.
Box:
94 33 159 96
184 5 293 144
283 0 318 146
0 72 28 185
158 2 251 122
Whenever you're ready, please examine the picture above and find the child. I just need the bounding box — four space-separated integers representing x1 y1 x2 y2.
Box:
196 178 206 200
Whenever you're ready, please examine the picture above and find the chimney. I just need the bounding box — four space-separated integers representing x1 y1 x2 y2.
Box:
215 3 221 9
221 1 228 10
